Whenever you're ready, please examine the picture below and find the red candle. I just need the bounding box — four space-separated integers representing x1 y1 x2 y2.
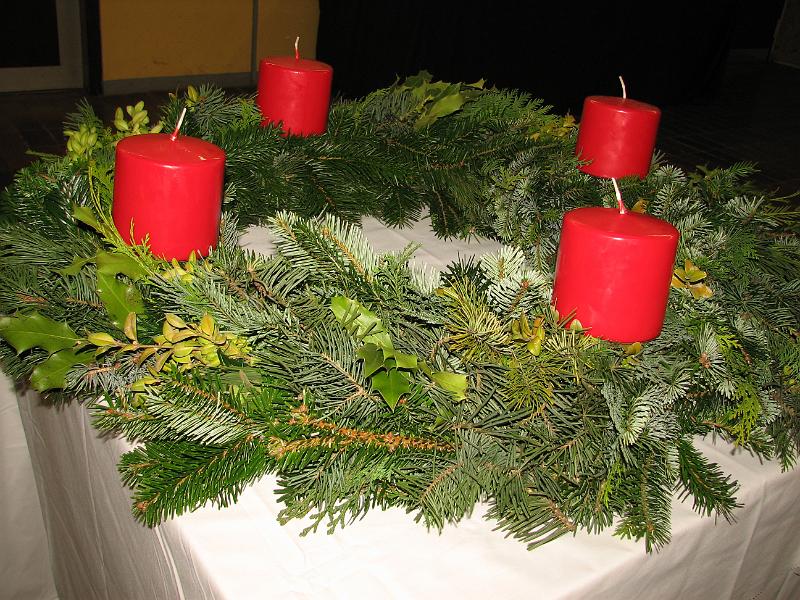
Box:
575 96 661 179
552 203 679 343
256 42 333 136
112 131 225 261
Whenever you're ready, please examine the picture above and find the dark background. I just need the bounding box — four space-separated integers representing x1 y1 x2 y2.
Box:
0 2 60 69
317 1 785 114
0 1 796 196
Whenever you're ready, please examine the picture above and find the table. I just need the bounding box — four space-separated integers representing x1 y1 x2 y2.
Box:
6 218 800 599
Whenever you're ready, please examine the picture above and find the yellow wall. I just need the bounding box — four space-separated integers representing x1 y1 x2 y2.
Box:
256 0 319 59
100 0 253 81
100 1 320 83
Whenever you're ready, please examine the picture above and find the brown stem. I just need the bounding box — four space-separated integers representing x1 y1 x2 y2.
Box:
546 498 576 532
318 351 374 401
419 462 460 503
506 280 531 315
246 267 289 308
291 405 453 453
319 225 370 280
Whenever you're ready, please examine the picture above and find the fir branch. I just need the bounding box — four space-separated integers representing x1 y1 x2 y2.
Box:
0 79 797 555
290 404 454 453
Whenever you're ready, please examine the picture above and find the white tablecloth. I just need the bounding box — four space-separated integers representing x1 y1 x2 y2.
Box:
5 217 800 599
1 379 57 600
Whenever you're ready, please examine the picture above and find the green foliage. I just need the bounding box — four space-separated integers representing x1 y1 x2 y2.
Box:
96 272 144 329
395 70 486 129
0 312 81 353
30 349 93 391
0 78 797 555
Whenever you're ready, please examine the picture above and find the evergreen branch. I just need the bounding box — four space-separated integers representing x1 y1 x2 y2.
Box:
121 437 271 526
290 405 454 453
0 78 797 555
676 438 740 520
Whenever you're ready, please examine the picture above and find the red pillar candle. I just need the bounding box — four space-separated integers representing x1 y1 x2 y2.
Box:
112 131 226 261
256 42 333 136
575 95 661 179
552 201 679 343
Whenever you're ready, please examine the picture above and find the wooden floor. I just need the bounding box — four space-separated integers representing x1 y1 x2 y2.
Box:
1 50 798 200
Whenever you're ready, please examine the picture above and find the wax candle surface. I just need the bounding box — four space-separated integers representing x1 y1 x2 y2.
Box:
112 133 226 261
575 96 661 179
257 56 333 136
552 207 679 343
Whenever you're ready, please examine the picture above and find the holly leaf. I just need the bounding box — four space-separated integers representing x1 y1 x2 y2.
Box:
415 90 466 129
431 371 468 401
371 368 411 410
57 256 94 276
356 343 384 378
400 70 433 90
393 352 418 370
417 359 434 378
96 251 148 280
0 312 80 354
96 273 144 330
330 296 393 350
72 205 101 231
30 349 93 391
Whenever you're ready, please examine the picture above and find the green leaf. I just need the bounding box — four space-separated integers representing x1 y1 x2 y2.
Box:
393 352 418 370
330 296 393 350
417 359 434 378
371 368 411 410
356 343 384 378
153 351 171 372
165 313 188 329
431 371 468 400
96 273 144 329
30 349 93 391
57 256 93 276
415 90 466 129
123 312 138 342
399 70 433 90
199 314 215 336
72 205 101 231
96 251 148 280
526 338 543 356
0 312 80 354
87 332 117 347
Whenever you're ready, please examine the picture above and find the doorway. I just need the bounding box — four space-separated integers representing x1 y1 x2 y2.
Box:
0 0 84 92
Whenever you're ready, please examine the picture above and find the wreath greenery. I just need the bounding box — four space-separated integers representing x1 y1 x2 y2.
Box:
1 74 798 552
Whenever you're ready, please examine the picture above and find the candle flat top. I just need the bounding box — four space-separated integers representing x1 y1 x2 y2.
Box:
584 96 661 114
116 133 225 166
566 207 678 238
260 56 333 73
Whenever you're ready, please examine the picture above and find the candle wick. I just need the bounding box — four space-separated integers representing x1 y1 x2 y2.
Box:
612 178 627 214
295 36 300 61
170 107 187 141
618 75 627 100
